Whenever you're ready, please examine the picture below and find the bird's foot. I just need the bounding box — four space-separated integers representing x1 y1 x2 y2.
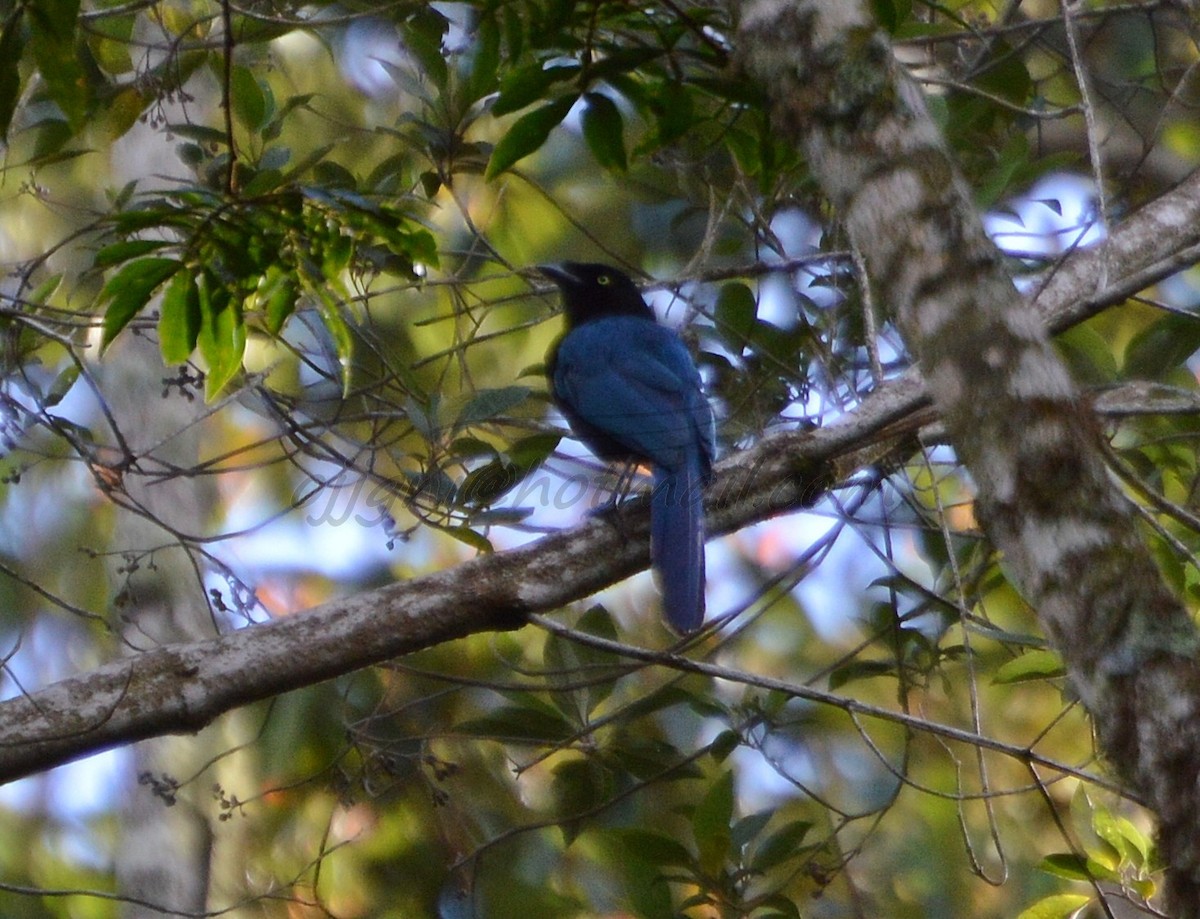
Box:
585 461 644 518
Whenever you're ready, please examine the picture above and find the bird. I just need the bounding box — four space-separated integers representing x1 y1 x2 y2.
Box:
540 261 715 632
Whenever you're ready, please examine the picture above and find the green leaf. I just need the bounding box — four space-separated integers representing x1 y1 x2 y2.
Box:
420 169 444 197
458 458 523 507
1113 815 1154 867
94 239 171 268
970 624 1047 649
464 11 500 106
166 122 229 146
1055 323 1119 385
976 132 1032 208
1016 893 1091 919
322 233 353 280
257 265 297 335
309 286 354 396
605 734 700 782
100 257 182 350
709 729 740 763
752 819 813 871
469 506 532 526
507 432 560 467
492 61 580 116
87 12 135 75
977 39 1032 105
747 318 810 367
756 903 803 919
1090 801 1144 867
993 649 1066 685
1037 853 1092 881
311 160 355 189
581 92 626 171
240 166 284 197
551 758 610 844
401 9 449 91
828 659 895 690
231 65 268 130
454 704 574 743
714 282 757 347
158 270 201 365
615 828 693 867
44 364 80 407
692 771 734 875
455 385 531 428
442 524 493 553
543 629 586 722
26 0 88 129
688 76 766 108
26 273 63 305
730 810 773 850
502 4 524 64
577 608 620 703
195 272 246 399
0 11 22 141
264 92 315 141
871 0 912 32
448 436 497 460
485 94 578 180
516 361 546 378
611 833 678 919
1131 876 1158 902
457 875 583 917
389 225 439 270
1123 312 1200 381
111 204 188 235
619 684 695 721
651 81 694 146
720 129 759 180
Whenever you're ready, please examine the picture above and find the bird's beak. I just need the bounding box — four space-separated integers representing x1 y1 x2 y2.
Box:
537 263 579 287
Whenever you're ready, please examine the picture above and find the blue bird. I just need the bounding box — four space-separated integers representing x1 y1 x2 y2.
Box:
540 262 715 632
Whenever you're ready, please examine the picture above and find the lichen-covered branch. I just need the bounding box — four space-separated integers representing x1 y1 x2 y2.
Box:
738 0 1200 909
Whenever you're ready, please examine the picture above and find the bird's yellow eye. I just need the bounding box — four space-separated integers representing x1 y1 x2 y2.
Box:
597 274 612 286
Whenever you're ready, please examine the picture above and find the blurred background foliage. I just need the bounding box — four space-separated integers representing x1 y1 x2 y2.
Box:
0 0 1197 916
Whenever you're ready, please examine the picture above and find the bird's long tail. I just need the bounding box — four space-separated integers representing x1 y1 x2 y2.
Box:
652 457 706 633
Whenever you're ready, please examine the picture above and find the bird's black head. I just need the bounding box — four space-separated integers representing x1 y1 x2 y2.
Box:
539 262 654 327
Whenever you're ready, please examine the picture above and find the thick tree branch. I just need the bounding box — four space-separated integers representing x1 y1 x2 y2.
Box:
0 404 880 784
738 0 1200 911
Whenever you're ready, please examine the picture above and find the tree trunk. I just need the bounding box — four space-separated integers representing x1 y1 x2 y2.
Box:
737 0 1200 912
102 333 216 917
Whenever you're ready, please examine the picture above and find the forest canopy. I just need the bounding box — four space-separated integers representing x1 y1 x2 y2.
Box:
1 1 1200 917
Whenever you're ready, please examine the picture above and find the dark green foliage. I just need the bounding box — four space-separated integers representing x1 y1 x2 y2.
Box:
1124 313 1200 381
96 186 437 397
0 9 22 141
486 93 579 178
26 0 88 129
580 91 627 171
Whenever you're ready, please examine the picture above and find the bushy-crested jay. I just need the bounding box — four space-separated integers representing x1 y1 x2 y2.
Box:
540 262 715 632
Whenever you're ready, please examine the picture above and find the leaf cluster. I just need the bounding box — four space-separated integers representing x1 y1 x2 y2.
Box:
96 185 437 398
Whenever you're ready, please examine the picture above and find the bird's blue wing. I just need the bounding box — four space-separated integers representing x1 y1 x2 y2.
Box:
553 317 711 473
